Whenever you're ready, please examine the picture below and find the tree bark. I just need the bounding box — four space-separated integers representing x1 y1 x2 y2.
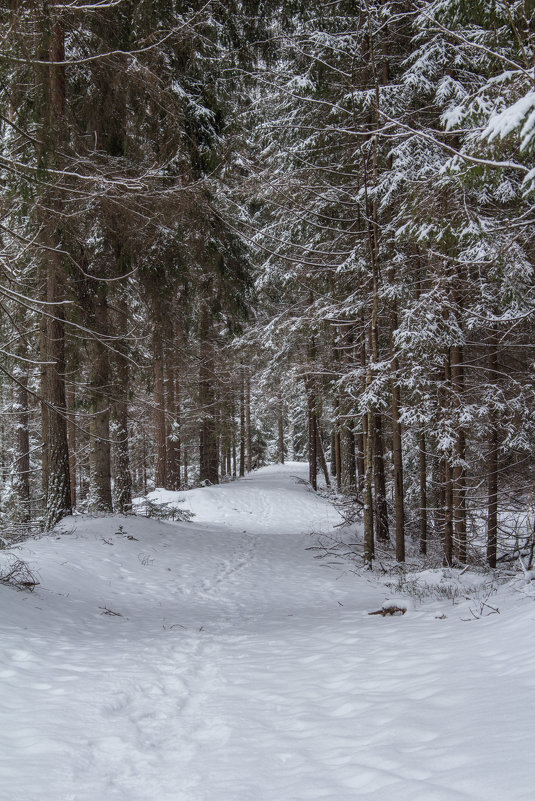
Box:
245 369 252 472
42 234 71 528
487 329 499 568
444 458 454 566
239 366 245 477
41 8 71 528
183 445 189 487
153 323 167 488
277 384 285 464
419 431 427 556
388 264 405 561
88 284 112 512
316 426 331 487
111 299 132 514
165 344 180 490
340 396 357 494
12 361 31 522
451 344 467 562
391 375 405 562
333 396 342 491
199 302 218 484
363 408 375 566
373 411 389 542
306 379 318 490
67 383 76 511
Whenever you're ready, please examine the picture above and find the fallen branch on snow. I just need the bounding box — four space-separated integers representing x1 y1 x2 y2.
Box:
0 556 39 591
369 606 406 617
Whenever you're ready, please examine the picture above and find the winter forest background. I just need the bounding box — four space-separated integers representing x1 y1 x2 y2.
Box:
1 0 535 569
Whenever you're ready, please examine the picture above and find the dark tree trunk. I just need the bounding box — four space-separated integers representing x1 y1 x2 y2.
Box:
487 330 499 568
40 313 49 502
165 344 180 490
153 323 167 488
341 421 356 493
451 344 467 561
316 427 331 487
357 333 367 494
88 284 112 512
112 390 132 514
277 385 285 464
388 263 405 561
67 383 76 510
442 350 454 566
175 373 182 489
363 408 375 566
245 369 252 472
306 381 318 490
111 300 132 514
444 459 454 566
373 411 389 542
41 10 71 528
419 431 427 556
43 237 72 528
333 397 342 491
355 429 365 495
232 433 237 478
12 363 31 522
199 303 218 484
239 367 245 477
339 395 356 494
183 445 189 487
391 376 405 562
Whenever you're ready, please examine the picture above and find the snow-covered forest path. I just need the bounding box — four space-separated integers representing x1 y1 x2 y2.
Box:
1 464 534 801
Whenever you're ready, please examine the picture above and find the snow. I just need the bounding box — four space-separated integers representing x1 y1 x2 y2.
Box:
482 90 535 150
1 463 534 800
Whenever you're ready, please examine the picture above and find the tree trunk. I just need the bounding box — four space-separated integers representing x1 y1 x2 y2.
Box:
487 330 499 568
111 299 132 514
388 263 405 561
175 373 182 489
306 380 317 490
419 431 427 556
183 445 189 487
245 369 252 472
333 396 342 491
41 10 71 529
373 412 389 542
391 374 405 562
42 236 72 528
67 383 76 510
331 430 336 477
153 323 166 488
316 427 331 487
112 391 132 514
39 313 49 502
232 432 237 478
239 366 245 477
334 430 342 491
355 429 365 495
0 380 6 495
363 408 375 566
357 332 367 494
199 302 218 484
340 403 357 493
12 362 31 523
444 458 454 566
277 384 285 464
451 344 467 562
165 344 180 490
88 284 112 512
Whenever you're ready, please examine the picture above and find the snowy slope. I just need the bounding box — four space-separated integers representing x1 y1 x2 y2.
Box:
1 463 534 801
